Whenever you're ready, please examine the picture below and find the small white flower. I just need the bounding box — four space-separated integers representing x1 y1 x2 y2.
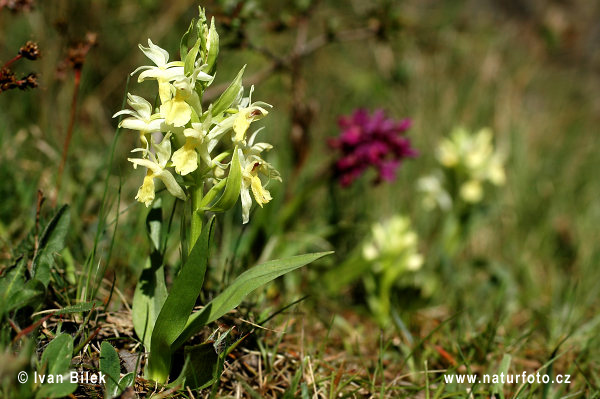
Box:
417 174 452 210
131 39 186 103
113 94 164 148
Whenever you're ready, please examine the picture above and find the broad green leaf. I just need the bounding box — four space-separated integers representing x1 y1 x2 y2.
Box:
146 198 162 251
0 258 45 314
132 201 168 351
211 66 245 117
0 257 27 313
202 146 241 212
41 333 73 376
132 259 167 351
100 342 120 399
174 251 333 349
147 217 216 383
5 279 45 312
32 205 71 287
35 377 77 399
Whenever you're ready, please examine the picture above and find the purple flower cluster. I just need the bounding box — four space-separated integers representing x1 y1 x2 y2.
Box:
328 109 417 187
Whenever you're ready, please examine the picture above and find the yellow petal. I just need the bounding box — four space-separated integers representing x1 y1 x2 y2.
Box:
158 81 172 104
233 107 268 142
460 180 483 203
250 174 272 206
172 140 198 176
160 98 191 127
488 161 506 186
233 110 251 142
437 140 459 167
135 174 156 207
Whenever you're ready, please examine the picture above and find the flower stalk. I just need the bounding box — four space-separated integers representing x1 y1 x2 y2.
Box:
190 184 204 253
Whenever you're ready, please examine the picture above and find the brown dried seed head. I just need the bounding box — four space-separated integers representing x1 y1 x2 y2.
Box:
66 32 98 70
22 73 38 88
0 67 16 82
19 41 41 60
0 67 17 92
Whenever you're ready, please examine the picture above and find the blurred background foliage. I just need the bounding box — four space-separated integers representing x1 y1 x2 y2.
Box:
1 0 600 396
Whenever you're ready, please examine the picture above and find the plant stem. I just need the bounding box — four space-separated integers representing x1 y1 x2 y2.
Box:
190 182 204 253
3 54 22 68
55 68 82 205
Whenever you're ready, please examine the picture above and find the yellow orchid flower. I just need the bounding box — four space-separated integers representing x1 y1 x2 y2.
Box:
128 134 186 206
172 126 203 176
232 86 272 143
237 130 281 224
160 68 212 127
171 110 221 176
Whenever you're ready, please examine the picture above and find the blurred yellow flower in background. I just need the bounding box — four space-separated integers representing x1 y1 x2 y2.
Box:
422 126 506 207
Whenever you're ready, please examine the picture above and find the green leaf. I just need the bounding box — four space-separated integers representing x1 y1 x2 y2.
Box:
132 201 168 351
197 178 227 209
202 146 241 212
211 66 245 117
118 373 134 392
184 38 201 76
0 257 27 314
100 342 121 399
55 301 101 315
35 377 77 399
7 279 45 311
32 205 71 287
492 353 512 398
61 247 77 285
200 331 244 392
239 380 263 399
205 17 219 74
41 333 73 376
179 18 196 61
147 217 216 383
174 251 333 349
182 342 218 389
322 253 368 293
282 366 303 398
0 258 46 314
147 199 163 251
